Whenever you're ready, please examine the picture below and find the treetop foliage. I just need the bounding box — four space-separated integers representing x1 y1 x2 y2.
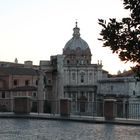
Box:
98 0 140 76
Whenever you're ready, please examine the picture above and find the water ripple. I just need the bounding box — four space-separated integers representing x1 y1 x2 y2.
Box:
0 119 140 140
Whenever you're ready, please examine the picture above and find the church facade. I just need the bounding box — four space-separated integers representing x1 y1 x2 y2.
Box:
40 22 108 114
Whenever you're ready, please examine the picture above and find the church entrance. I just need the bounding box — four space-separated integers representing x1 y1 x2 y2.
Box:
78 96 87 113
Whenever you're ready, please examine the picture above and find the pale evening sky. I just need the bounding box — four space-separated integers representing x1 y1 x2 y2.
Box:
0 0 134 74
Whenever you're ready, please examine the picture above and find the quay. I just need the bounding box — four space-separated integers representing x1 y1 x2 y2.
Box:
0 112 140 126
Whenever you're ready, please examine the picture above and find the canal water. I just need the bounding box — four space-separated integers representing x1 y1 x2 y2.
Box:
0 119 140 140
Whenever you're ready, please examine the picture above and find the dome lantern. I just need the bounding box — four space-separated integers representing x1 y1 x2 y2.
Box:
73 21 80 38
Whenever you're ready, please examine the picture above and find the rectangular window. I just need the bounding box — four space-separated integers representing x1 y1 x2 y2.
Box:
133 90 135 96
111 85 113 91
80 91 84 97
36 80 38 85
89 73 92 81
72 73 75 80
33 92 37 97
13 80 18 86
25 80 29 86
2 92 5 98
89 92 93 101
48 80 51 84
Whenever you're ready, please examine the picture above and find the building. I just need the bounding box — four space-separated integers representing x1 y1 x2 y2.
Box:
98 70 140 100
40 22 108 114
97 71 140 117
0 66 41 111
0 22 140 116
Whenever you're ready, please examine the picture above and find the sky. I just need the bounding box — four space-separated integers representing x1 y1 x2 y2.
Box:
0 0 135 74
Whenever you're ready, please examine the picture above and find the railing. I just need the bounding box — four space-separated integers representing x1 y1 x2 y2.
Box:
127 102 140 119
1 98 140 120
70 101 104 117
31 100 60 115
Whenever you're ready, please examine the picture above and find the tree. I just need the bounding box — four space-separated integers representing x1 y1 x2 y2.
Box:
98 0 140 76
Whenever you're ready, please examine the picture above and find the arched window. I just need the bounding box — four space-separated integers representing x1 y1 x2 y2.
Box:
81 75 84 83
80 72 85 83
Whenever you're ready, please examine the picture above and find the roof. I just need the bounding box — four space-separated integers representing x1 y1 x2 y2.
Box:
63 22 91 55
0 67 39 76
64 37 90 51
99 77 136 83
0 61 24 67
114 70 135 77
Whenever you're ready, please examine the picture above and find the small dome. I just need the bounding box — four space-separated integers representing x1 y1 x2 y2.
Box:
63 22 91 56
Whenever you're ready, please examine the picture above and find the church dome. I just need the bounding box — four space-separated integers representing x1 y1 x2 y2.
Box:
64 36 90 52
63 22 92 65
63 22 91 56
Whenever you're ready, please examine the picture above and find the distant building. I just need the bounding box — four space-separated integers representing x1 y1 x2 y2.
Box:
40 22 108 114
97 70 140 100
97 70 140 117
0 67 40 111
0 22 140 116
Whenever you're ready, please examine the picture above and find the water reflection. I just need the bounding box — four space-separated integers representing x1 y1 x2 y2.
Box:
0 119 140 140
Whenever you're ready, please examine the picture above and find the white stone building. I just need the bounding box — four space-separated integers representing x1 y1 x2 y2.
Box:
98 72 140 99
97 72 140 118
40 22 108 114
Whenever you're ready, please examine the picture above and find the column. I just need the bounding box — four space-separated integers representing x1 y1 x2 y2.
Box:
37 71 44 113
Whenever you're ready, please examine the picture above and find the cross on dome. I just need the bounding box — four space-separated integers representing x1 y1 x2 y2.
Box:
75 21 78 27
